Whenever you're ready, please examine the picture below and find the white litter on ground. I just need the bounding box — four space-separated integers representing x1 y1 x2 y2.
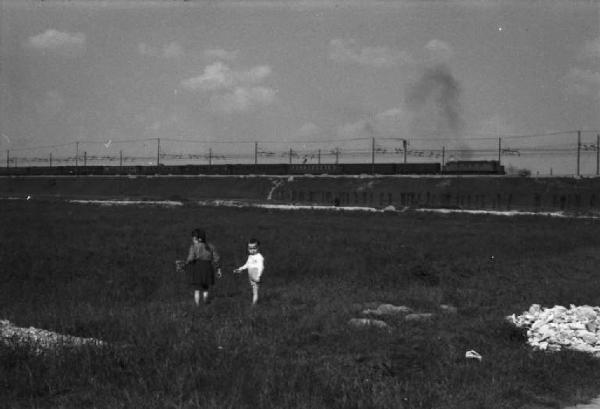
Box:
1 319 106 355
69 199 183 207
465 350 483 361
507 304 600 357
417 208 600 219
197 199 383 212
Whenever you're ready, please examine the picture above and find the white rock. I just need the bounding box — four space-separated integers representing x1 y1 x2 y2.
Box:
405 313 434 321
362 304 412 316
348 318 390 330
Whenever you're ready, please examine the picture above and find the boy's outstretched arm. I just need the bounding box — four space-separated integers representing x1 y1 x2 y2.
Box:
233 257 250 274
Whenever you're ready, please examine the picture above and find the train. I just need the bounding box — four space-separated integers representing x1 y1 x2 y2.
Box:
0 160 505 176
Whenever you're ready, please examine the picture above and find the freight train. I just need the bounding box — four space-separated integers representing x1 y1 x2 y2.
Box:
0 160 505 176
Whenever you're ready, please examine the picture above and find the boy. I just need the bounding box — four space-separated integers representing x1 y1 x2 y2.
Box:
233 239 264 305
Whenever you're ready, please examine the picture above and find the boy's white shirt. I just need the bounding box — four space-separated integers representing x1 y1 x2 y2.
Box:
238 253 265 281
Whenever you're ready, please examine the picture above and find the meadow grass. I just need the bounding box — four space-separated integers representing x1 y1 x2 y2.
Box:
1 200 600 408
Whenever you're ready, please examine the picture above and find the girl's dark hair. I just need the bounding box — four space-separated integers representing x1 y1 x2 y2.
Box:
192 229 211 253
248 238 260 246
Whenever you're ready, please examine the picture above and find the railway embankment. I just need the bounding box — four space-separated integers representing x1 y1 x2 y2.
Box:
1 174 599 214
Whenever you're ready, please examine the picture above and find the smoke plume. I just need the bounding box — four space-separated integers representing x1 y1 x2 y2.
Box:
406 63 464 136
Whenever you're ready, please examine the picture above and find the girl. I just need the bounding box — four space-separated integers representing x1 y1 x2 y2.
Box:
178 228 221 305
233 238 264 305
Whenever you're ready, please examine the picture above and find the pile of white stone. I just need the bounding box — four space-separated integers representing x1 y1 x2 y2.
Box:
507 304 600 357
1 319 106 355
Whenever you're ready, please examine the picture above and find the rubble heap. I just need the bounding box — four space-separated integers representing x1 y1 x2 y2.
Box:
1 319 106 355
507 304 600 357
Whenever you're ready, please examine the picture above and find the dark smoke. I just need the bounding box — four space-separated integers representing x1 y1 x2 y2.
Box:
406 63 465 135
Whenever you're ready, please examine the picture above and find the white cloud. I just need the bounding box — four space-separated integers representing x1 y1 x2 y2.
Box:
337 107 412 139
329 38 412 68
565 67 600 99
138 41 184 58
425 39 454 62
181 62 235 91
181 62 272 92
163 42 184 58
182 62 276 113
337 119 370 139
204 48 239 61
294 122 321 138
27 29 86 56
210 86 277 113
237 65 272 84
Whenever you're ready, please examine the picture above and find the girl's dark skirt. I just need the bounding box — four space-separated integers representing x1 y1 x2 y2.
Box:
185 260 215 290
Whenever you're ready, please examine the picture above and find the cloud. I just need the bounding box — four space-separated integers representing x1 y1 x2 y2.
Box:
210 86 276 113
138 41 184 58
27 29 86 56
425 39 454 62
181 62 271 92
294 122 322 138
181 62 234 91
163 42 184 58
337 107 412 139
580 36 600 60
329 38 412 68
204 48 239 61
564 67 600 99
182 62 276 113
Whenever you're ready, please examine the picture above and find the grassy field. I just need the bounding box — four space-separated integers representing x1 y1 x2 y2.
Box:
1 199 600 409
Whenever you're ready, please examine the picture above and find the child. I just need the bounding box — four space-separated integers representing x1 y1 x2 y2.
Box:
233 238 264 305
176 228 221 305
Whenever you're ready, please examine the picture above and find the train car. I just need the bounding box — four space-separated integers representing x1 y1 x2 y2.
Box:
442 160 505 175
394 163 441 175
338 163 394 175
289 163 342 175
225 163 289 175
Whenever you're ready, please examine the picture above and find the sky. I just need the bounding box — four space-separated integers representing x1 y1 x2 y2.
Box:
1 0 599 175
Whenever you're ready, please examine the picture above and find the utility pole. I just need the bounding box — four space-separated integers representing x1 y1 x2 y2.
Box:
498 137 502 164
289 148 293 165
332 148 340 164
371 137 375 174
157 137 161 166
49 153 52 167
577 130 581 176
442 146 445 169
596 134 599 176
318 149 321 165
254 142 258 166
209 148 212 166
403 140 407 164
120 150 123 168
84 151 87 167
75 141 79 168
